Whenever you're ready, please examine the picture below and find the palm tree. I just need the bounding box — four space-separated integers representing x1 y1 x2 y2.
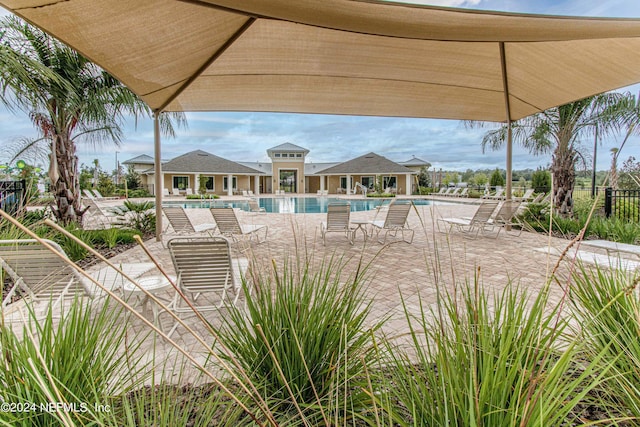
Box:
0 16 184 224
479 93 638 214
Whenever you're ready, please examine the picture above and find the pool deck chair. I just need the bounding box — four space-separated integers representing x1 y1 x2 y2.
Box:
0 239 154 310
369 200 415 244
488 200 524 237
162 207 217 236
166 237 248 335
439 200 499 239
91 189 119 200
515 188 536 202
210 207 268 244
321 202 355 245
83 197 120 227
247 199 266 213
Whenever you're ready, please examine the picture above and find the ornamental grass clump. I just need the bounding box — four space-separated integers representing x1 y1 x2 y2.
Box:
380 275 609 426
215 256 383 425
0 298 149 426
570 265 640 422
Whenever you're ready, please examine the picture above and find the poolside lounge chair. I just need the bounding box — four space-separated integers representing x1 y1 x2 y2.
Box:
446 188 461 197
210 207 268 244
320 202 355 245
0 239 154 309
91 189 119 200
368 200 414 244
248 190 255 197
162 207 217 236
434 188 447 196
82 197 120 227
83 188 97 200
247 199 266 213
456 188 469 198
488 200 524 237
166 237 248 335
439 200 499 239
163 188 171 197
487 188 505 200
515 188 535 202
172 188 182 196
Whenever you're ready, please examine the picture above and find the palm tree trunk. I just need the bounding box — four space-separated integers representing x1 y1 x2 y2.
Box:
50 134 86 224
551 146 575 215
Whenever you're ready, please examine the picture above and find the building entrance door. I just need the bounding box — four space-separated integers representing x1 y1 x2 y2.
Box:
280 170 297 193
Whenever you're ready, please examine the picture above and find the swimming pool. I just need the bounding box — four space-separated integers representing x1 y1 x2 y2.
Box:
163 197 444 214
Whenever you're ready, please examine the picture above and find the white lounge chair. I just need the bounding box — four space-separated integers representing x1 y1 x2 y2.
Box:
515 188 535 202
320 202 354 245
162 207 217 236
439 200 499 239
368 200 414 244
162 188 171 197
247 199 266 213
0 239 154 309
92 189 119 200
166 237 248 336
83 188 97 200
210 207 268 244
82 197 120 227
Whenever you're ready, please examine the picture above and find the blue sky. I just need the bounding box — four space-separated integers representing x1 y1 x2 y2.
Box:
2 0 640 174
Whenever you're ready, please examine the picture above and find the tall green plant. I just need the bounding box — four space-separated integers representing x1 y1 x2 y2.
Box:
381 279 609 426
570 266 640 422
215 256 383 424
0 299 148 426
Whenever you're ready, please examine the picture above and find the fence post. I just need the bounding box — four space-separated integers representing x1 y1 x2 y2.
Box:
604 187 612 218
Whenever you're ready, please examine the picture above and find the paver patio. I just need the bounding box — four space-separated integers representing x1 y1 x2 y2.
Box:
3 196 629 383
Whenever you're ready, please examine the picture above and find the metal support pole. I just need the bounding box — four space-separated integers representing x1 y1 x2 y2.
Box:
500 42 513 202
153 112 163 241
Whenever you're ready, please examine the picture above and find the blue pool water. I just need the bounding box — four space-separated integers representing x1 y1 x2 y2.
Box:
163 197 442 214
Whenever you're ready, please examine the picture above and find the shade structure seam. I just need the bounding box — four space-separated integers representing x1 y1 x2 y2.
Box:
156 16 257 112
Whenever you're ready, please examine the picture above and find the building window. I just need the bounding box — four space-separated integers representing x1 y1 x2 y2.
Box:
289 153 296 158
223 176 237 191
274 153 281 158
383 176 397 189
173 176 188 190
361 176 375 190
202 176 214 191
340 176 353 190
296 153 302 158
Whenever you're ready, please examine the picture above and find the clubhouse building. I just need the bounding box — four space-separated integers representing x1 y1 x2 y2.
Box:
123 143 429 196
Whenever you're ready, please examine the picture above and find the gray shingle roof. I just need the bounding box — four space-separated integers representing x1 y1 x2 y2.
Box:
122 154 155 165
400 156 431 167
267 143 309 155
317 152 413 175
161 150 263 174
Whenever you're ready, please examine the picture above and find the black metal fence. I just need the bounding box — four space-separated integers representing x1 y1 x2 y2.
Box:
0 180 27 216
604 188 640 222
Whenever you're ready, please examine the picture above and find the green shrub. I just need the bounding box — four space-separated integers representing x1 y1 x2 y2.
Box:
531 168 551 193
366 193 395 198
0 299 148 426
381 280 609 426
215 257 382 424
570 266 640 421
605 216 640 244
489 168 505 187
112 200 156 234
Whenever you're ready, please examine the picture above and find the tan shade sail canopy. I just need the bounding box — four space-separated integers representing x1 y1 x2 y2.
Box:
2 0 640 122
